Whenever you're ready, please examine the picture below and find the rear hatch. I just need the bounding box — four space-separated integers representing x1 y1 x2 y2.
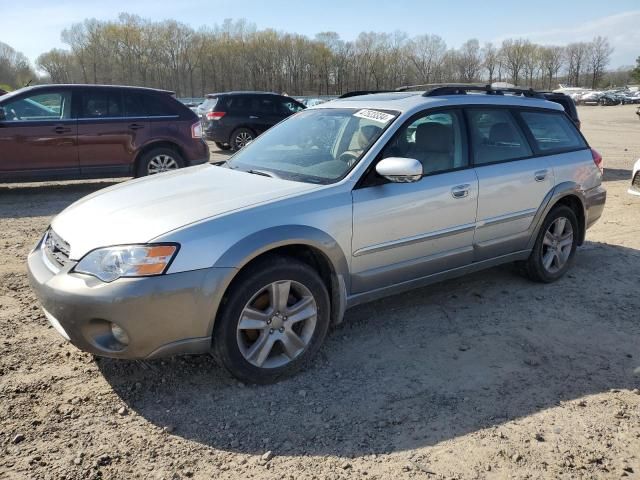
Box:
198 96 219 125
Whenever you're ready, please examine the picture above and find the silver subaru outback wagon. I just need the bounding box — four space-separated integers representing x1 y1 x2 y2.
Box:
28 85 606 383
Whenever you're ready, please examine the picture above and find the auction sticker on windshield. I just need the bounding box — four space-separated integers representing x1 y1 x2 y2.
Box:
353 109 395 124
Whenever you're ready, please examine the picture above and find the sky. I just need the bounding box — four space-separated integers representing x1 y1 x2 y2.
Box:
1 0 638 68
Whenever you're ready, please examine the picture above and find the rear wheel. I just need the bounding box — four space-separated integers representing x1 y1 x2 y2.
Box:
523 205 579 283
230 128 255 151
214 142 231 151
136 148 184 177
213 256 330 384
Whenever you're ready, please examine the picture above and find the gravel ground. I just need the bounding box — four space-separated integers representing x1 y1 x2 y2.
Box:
1 105 639 480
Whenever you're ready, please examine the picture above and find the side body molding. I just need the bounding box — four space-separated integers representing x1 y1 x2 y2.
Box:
214 225 350 324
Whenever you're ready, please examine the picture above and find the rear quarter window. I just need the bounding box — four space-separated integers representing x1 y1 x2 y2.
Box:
519 111 586 153
143 93 181 117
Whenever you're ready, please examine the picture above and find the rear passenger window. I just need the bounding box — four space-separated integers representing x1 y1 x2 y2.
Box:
519 111 586 153
467 109 532 165
123 93 147 117
80 90 123 118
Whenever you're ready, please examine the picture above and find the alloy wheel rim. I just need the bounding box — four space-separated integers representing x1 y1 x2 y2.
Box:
148 155 179 174
236 280 317 369
234 131 253 149
542 216 574 273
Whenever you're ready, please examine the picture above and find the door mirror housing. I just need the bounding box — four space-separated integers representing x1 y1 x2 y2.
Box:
375 157 423 183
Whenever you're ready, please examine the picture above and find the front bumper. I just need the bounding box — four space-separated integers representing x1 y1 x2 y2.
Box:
27 243 236 359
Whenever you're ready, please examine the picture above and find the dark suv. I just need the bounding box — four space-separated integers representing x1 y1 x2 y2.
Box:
0 84 209 182
200 92 305 150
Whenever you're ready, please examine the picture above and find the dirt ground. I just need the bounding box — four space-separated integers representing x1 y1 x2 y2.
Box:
1 105 639 480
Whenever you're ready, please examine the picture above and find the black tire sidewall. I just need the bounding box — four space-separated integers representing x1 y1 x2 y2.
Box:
230 128 254 151
136 148 184 177
527 205 579 283
213 256 330 384
214 142 230 151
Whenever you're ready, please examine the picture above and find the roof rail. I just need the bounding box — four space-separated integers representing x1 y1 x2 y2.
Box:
338 90 392 99
419 83 542 98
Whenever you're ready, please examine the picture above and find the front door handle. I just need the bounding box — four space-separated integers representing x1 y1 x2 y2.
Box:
534 169 548 182
128 123 145 130
451 184 470 199
53 125 71 134
249 115 260 119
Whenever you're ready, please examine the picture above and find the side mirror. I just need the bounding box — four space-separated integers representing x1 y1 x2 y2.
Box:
375 157 423 183
0 107 5 121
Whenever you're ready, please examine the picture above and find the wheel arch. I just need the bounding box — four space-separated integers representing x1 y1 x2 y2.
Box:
528 181 587 249
211 226 350 334
134 141 185 175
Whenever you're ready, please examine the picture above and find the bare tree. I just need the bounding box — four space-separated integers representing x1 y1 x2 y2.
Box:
587 36 613 89
406 34 446 84
482 42 498 83
501 38 531 85
456 39 482 82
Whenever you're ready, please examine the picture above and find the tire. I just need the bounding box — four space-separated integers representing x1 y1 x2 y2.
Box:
229 128 255 151
523 205 579 283
136 147 184 177
214 142 231 151
212 255 330 384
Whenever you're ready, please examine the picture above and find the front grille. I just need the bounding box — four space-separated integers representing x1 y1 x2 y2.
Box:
633 172 640 191
43 229 72 269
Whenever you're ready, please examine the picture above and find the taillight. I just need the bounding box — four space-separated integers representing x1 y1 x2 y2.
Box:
206 111 226 120
191 121 203 139
591 148 603 174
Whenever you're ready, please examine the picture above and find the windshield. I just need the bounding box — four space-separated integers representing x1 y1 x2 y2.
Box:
228 108 398 184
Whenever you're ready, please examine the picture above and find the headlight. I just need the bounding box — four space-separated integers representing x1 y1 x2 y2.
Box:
74 244 178 282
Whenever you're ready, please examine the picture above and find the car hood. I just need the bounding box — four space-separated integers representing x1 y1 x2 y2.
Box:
51 164 319 260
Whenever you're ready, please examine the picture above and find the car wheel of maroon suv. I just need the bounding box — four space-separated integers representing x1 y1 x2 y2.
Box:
0 84 210 182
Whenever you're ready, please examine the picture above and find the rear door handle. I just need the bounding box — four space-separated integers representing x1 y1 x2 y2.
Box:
534 169 548 182
53 126 71 134
128 123 145 130
451 184 471 199
249 116 260 119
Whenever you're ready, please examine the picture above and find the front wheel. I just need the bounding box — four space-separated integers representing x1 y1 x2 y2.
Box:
523 205 579 283
212 256 330 384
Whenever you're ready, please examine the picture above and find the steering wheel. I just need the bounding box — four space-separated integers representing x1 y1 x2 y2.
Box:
338 151 359 167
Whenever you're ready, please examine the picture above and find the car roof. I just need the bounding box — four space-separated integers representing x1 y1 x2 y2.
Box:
4 84 175 97
316 91 565 114
205 91 283 98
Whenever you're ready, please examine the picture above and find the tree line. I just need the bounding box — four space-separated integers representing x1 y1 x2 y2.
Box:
0 41 37 91
1 15 632 96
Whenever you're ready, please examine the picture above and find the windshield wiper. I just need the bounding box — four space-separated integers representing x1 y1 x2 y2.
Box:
246 169 277 178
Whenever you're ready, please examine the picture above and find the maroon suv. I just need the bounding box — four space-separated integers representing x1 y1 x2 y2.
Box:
0 84 209 182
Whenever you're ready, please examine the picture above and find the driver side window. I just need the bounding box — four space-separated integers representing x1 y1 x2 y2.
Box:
381 110 467 175
1 91 72 122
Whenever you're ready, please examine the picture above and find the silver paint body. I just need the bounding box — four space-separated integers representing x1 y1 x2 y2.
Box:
629 158 640 196
28 92 606 359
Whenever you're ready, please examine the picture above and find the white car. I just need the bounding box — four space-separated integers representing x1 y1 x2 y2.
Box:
629 159 640 196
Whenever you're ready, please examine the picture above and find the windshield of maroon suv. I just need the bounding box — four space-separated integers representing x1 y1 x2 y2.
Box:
227 108 398 184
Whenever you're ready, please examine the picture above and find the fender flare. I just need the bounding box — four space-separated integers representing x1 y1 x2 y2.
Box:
212 225 350 326
527 181 587 250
